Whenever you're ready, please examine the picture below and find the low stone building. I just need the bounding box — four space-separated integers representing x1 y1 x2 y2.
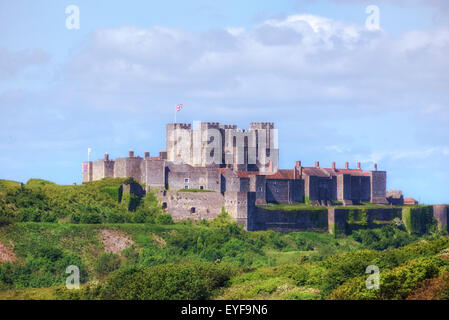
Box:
404 197 419 205
386 190 404 205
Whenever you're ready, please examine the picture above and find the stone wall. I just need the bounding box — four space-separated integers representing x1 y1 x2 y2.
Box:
221 170 248 192
224 191 255 230
159 191 224 221
370 171 387 204
144 159 166 189
250 175 267 205
290 180 305 203
350 176 371 203
167 164 215 191
328 207 408 235
82 161 93 183
266 179 290 203
205 168 222 192
307 176 334 203
249 207 328 233
433 205 449 231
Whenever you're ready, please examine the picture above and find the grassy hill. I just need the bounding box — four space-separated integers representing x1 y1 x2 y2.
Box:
0 178 448 300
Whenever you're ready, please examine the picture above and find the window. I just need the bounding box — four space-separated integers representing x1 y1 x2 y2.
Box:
190 207 195 213
162 202 167 209
184 178 189 183
200 186 204 190
184 185 189 189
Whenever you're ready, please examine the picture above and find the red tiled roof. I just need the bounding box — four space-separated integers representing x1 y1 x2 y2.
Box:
235 171 259 178
265 169 295 180
321 168 369 176
404 197 418 204
301 167 329 178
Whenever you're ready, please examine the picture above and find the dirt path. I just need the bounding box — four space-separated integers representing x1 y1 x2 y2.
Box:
100 229 134 254
0 241 16 263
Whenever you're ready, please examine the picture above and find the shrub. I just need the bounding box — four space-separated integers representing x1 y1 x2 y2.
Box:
352 225 416 250
105 209 126 223
80 212 103 224
86 262 238 300
94 253 122 278
0 216 15 226
101 186 123 203
407 272 449 300
156 213 174 225
329 257 444 300
403 206 435 235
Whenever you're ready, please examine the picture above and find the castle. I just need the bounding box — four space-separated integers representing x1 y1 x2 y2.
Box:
82 122 390 230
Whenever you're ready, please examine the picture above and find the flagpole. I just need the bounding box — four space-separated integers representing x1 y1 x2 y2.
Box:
174 105 177 124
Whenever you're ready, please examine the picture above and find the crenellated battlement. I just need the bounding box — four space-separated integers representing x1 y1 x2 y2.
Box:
250 122 274 129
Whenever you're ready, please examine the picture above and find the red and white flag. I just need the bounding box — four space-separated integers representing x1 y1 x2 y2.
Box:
176 104 183 111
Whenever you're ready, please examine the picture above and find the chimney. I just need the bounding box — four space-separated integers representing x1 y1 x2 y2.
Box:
315 161 319 168
374 163 378 171
357 162 361 169
129 150 134 158
332 162 336 170
295 161 302 179
104 152 109 161
144 151 150 159
345 162 349 169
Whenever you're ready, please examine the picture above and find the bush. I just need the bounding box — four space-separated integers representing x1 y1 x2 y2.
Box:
0 216 15 226
80 212 103 224
156 213 174 225
403 206 435 235
85 262 238 300
101 186 123 202
17 207 42 222
329 257 444 300
94 253 122 278
105 211 126 223
352 225 416 250
0 244 87 289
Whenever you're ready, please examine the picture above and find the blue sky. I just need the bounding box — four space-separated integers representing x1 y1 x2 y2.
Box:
0 0 448 203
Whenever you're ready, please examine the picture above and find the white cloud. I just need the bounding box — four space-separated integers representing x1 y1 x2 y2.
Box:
0 47 49 80
61 13 448 119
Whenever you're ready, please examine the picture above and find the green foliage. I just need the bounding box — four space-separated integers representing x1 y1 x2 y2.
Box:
0 242 86 290
123 193 141 212
329 257 445 300
123 177 137 185
285 237 449 298
81 262 238 300
0 216 14 227
304 195 311 205
26 179 55 187
403 206 435 235
260 203 326 211
94 253 122 278
352 225 416 250
156 213 174 225
0 178 163 224
101 186 123 203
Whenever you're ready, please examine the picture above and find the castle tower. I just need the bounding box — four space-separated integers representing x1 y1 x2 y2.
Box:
250 122 278 173
165 121 278 172
166 123 192 164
